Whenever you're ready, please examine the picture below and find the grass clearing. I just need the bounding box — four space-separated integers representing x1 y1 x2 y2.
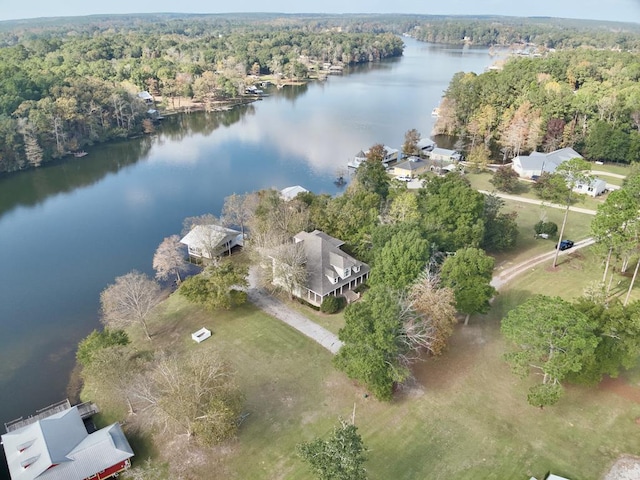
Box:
105 273 640 480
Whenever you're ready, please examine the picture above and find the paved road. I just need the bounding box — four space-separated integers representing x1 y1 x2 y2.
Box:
247 268 343 354
491 237 596 290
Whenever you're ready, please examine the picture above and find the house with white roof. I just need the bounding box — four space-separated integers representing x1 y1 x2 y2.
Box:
511 147 583 178
180 224 243 262
272 230 370 307
2 405 133 480
280 185 309 201
429 147 462 163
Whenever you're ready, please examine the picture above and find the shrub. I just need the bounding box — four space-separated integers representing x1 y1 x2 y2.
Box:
320 295 346 314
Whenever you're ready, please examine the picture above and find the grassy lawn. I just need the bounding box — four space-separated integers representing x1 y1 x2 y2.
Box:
104 263 640 480
590 162 631 177
491 198 594 269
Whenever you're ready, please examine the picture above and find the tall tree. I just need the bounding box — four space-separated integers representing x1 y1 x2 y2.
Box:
153 235 188 284
334 286 409 401
440 247 495 325
369 229 430 290
221 192 258 238
403 267 458 356
402 128 421 156
552 157 593 268
356 144 390 199
297 419 368 480
270 241 308 299
502 295 599 407
100 270 163 341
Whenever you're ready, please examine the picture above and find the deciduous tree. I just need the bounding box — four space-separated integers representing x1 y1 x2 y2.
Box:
100 271 163 340
402 128 421 156
334 286 409 401
133 352 243 446
297 419 368 480
490 166 520 193
179 261 248 310
153 235 187 284
440 247 495 325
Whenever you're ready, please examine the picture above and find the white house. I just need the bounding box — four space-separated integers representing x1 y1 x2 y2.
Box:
417 137 436 153
512 147 583 178
429 147 462 163
280 185 309 201
2 404 133 480
348 145 399 169
180 224 243 262
573 177 607 197
272 230 370 307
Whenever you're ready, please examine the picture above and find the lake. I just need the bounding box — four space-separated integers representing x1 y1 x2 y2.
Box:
0 38 494 437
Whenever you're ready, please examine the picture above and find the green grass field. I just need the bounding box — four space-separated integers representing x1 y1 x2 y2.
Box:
120 282 640 480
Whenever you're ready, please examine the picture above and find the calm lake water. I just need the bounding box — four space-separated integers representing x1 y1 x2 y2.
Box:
0 38 493 439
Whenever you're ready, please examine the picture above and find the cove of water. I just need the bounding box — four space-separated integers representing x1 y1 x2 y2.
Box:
0 38 494 436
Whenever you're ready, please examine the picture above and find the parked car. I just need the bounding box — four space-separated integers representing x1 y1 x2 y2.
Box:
555 240 574 251
395 175 411 182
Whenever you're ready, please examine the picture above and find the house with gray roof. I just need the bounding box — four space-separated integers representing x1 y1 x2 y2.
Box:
272 230 369 307
511 147 583 178
2 405 133 480
429 147 462 163
180 224 243 262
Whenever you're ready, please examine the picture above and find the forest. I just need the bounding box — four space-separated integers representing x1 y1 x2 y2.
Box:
1 13 639 175
434 48 640 165
0 14 404 174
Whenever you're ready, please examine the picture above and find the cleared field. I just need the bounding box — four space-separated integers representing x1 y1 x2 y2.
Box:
112 276 640 480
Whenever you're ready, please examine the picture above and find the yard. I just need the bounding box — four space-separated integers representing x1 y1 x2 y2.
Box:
114 257 640 480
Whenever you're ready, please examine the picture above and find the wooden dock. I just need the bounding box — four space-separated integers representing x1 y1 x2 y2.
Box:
4 399 99 433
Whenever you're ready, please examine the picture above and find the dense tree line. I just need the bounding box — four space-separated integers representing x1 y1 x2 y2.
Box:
411 16 640 50
435 48 640 164
0 16 403 174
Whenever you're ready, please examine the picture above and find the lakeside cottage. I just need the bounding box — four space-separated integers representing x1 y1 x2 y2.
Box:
348 145 399 169
280 185 309 201
180 224 243 263
393 157 429 178
2 400 133 480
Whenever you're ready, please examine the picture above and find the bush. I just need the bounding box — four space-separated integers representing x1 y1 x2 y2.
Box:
320 295 346 314
534 221 558 236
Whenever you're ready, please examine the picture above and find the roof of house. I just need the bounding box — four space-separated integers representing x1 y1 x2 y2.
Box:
280 185 309 201
293 230 369 296
395 158 428 172
180 224 241 252
430 147 459 157
1 407 133 480
417 138 436 150
513 148 583 173
137 91 153 101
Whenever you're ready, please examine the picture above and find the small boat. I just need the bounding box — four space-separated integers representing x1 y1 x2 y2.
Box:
73 151 88 158
431 108 440 118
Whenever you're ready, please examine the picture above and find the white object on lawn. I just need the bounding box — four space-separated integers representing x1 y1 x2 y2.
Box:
192 327 212 343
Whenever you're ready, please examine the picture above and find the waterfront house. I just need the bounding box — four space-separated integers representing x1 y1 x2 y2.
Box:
180 224 243 262
280 185 309 201
2 401 133 480
137 91 154 104
417 138 436 154
511 147 583 178
393 157 429 178
348 146 399 169
429 147 462 163
271 230 369 307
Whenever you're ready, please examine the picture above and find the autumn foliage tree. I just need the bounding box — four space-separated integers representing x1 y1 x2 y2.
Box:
153 235 187 284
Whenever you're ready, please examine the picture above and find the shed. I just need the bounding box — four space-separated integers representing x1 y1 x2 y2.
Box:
280 185 309 201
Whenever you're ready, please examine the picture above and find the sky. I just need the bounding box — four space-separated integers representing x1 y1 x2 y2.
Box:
0 0 638 23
